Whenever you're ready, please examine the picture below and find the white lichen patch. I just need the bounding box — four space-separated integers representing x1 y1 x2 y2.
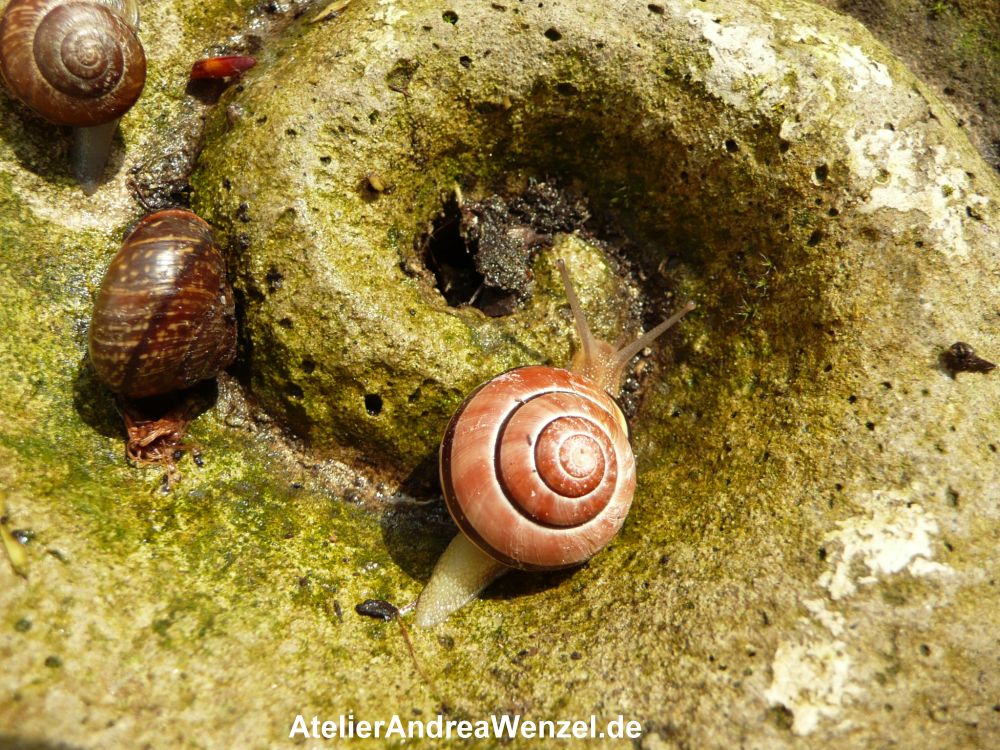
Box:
765 639 857 736
684 9 783 109
789 25 892 92
773 23 891 145
376 0 407 26
802 598 846 637
765 494 953 734
847 128 991 257
361 0 408 63
817 499 951 601
836 44 892 91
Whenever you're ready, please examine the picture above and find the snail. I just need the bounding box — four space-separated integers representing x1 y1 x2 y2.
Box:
0 0 145 193
88 208 236 465
414 259 695 626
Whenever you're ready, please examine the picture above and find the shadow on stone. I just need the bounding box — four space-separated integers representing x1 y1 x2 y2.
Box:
72 353 223 456
378 467 578 604
71 354 121 441
0 95 128 188
0 735 85 750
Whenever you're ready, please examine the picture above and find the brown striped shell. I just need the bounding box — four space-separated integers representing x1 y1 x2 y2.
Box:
0 0 145 127
440 365 637 571
88 209 236 399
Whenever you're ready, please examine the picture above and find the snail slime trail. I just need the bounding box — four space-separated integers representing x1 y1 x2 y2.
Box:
88 209 236 474
414 259 694 627
0 0 146 192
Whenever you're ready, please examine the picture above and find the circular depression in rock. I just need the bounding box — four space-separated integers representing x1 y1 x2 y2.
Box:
191 0 871 476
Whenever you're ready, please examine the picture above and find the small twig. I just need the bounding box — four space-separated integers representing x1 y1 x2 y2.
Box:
1 512 28 578
355 599 440 696
310 0 351 23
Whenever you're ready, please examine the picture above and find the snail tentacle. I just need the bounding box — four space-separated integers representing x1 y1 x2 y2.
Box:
609 300 697 378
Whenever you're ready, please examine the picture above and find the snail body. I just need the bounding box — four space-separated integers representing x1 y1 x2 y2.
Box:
89 208 236 399
0 0 145 192
415 259 694 626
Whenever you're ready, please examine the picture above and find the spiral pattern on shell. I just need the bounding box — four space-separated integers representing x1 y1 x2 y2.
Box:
88 209 237 399
440 365 637 571
0 0 145 126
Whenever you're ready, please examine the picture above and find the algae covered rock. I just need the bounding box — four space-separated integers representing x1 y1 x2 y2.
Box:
189 0 1000 740
2 0 1000 748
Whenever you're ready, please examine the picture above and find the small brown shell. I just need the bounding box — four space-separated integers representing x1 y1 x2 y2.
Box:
439 365 636 571
88 209 236 399
0 0 145 126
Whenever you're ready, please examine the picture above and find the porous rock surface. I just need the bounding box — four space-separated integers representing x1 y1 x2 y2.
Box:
1 0 999 748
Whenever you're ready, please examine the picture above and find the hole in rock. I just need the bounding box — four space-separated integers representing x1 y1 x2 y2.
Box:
421 179 588 316
266 267 284 292
365 394 383 416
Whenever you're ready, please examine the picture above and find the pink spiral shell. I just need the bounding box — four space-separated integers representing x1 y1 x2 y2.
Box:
439 365 637 571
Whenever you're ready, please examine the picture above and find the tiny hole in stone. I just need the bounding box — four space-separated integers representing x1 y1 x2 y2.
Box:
544 27 562 41
266 267 284 292
365 394 383 416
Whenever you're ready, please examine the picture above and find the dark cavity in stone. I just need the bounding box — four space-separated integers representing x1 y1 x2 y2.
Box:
421 179 589 316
